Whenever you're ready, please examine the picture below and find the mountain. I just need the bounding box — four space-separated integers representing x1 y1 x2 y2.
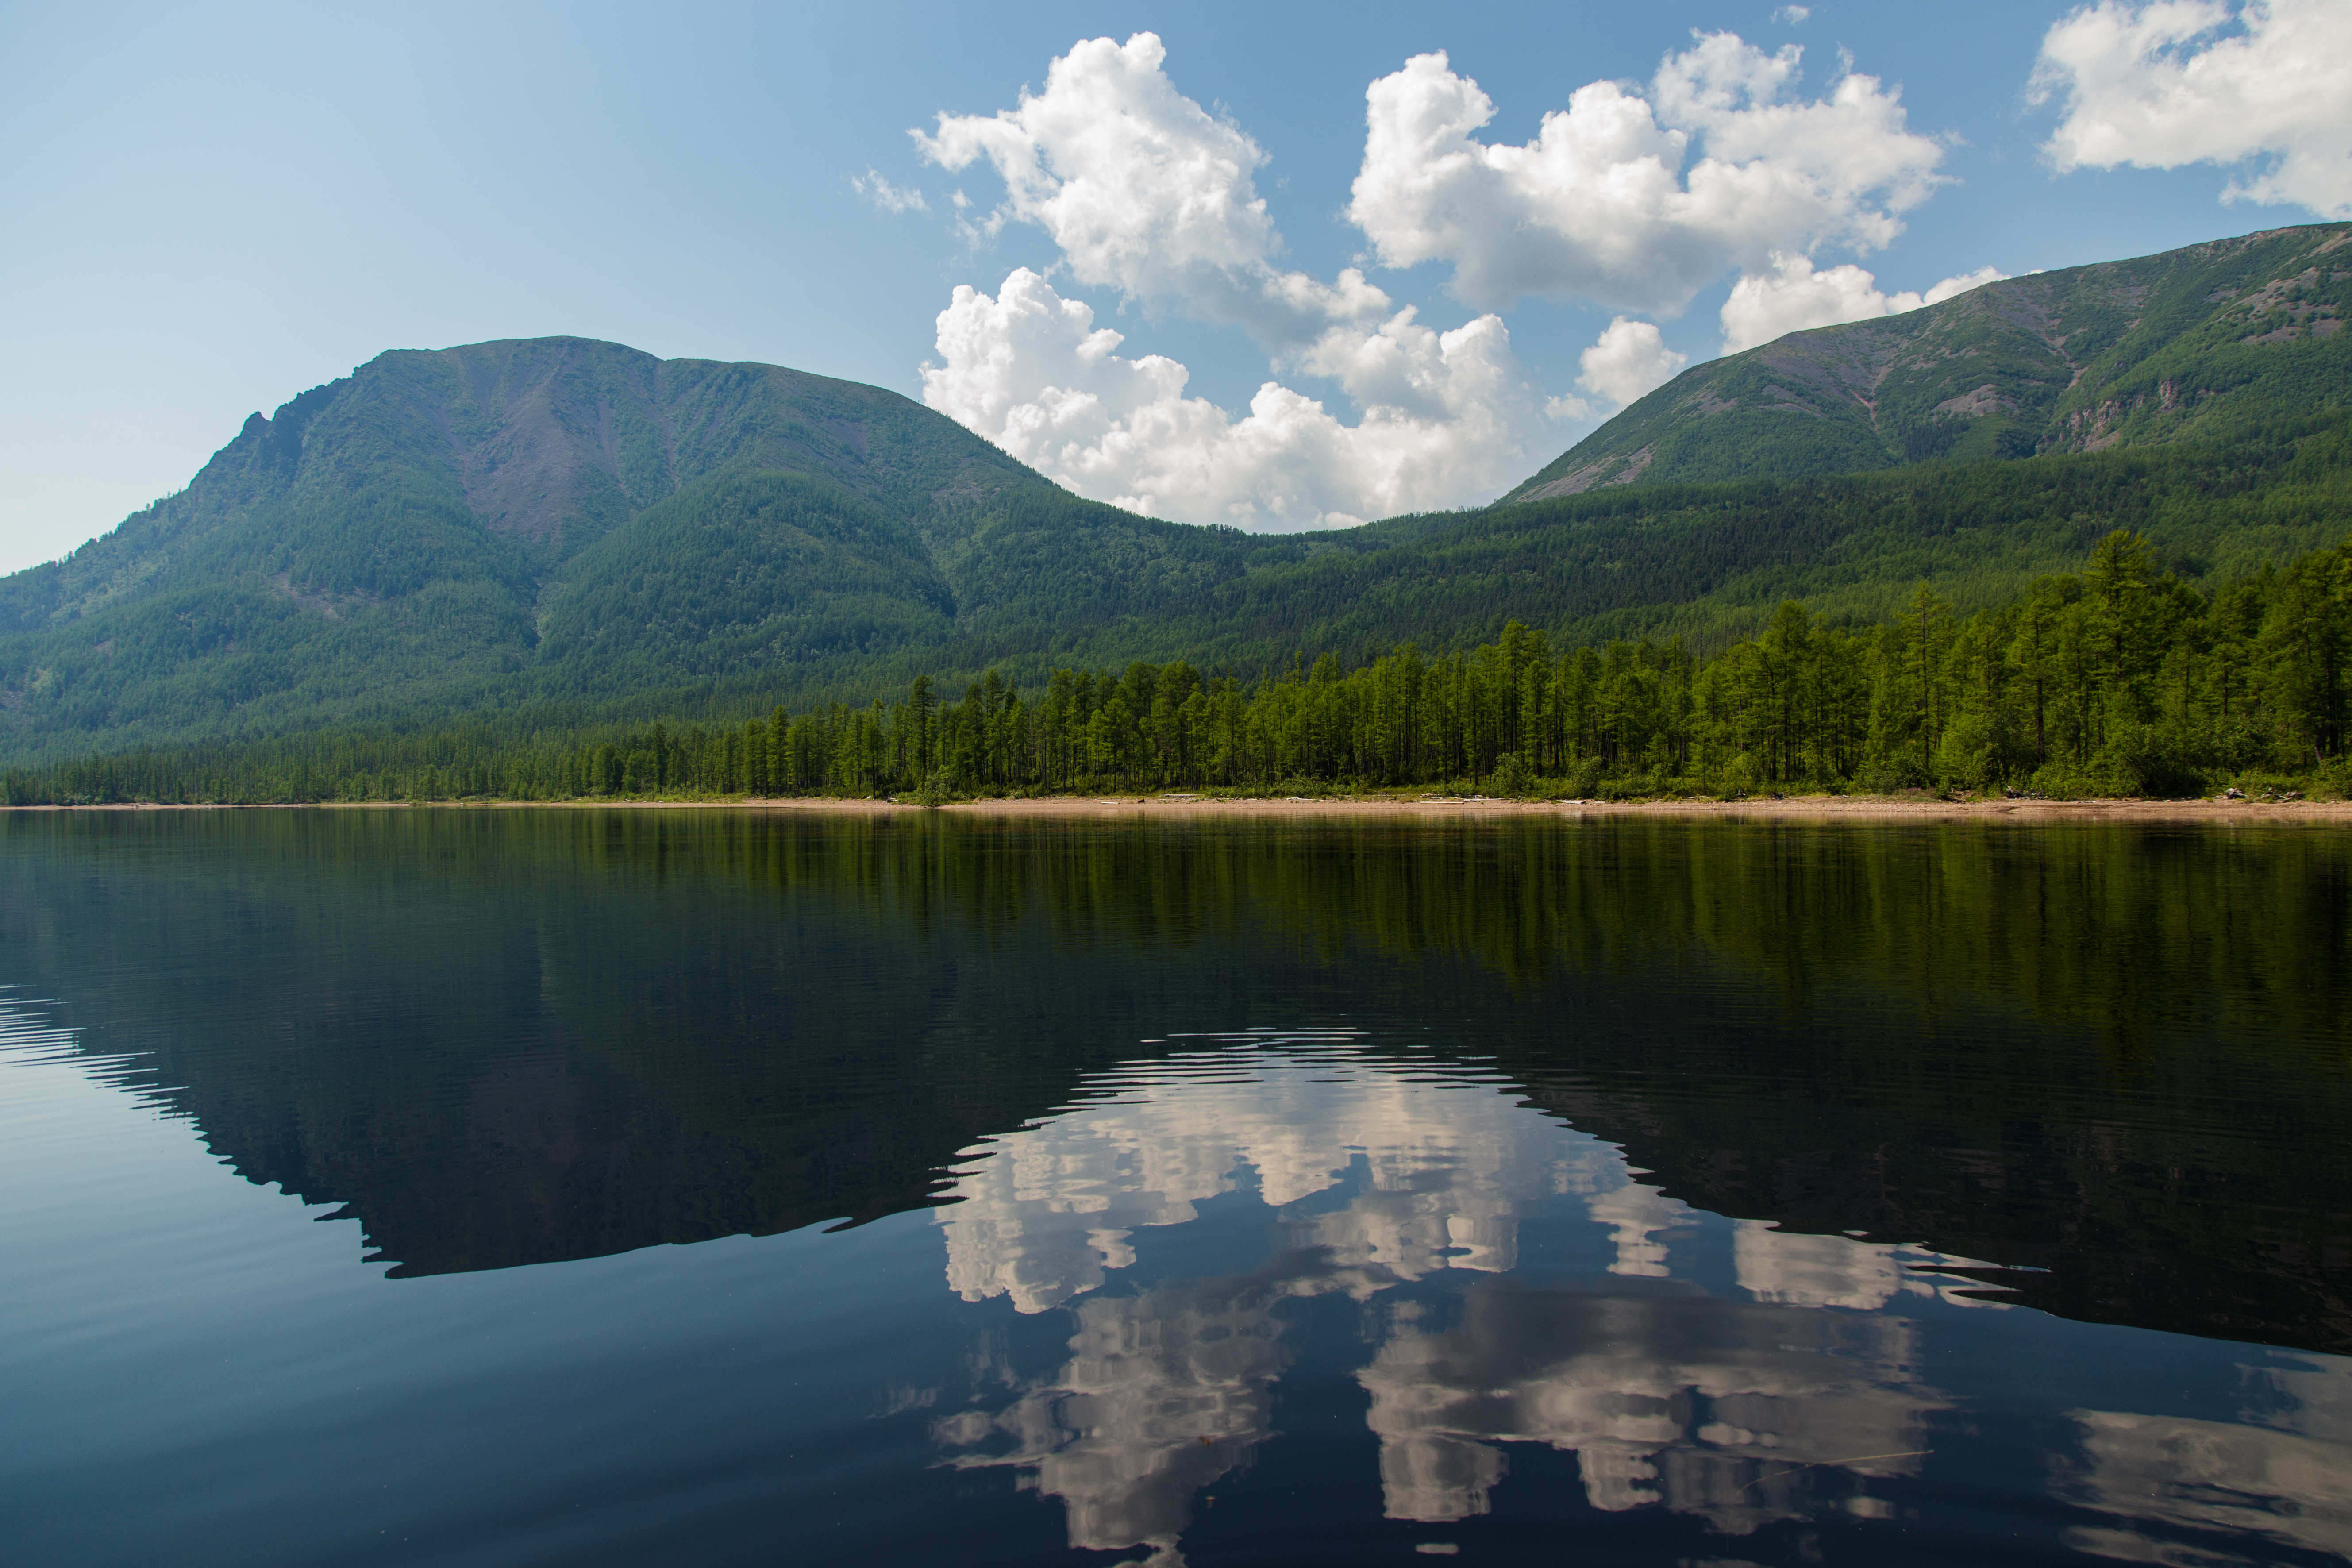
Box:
1502 221 2351 504
5 222 2352 764
0 338 1257 754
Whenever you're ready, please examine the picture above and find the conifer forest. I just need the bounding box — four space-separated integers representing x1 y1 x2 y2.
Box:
14 525 2352 807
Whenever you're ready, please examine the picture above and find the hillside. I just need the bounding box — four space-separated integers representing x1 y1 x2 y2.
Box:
0 339 1258 755
4 221 2351 765
1502 222 2351 503
12 420 2348 778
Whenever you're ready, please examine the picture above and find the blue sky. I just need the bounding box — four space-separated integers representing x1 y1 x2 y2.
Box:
2 0 2344 570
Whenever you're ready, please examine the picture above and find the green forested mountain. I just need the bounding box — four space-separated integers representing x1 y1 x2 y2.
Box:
0 337 1260 756
3 220 2350 768
1503 221 2351 502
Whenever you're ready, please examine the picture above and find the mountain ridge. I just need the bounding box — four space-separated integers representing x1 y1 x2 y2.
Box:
12 335 1042 621
4 220 2351 764
1501 221 2351 504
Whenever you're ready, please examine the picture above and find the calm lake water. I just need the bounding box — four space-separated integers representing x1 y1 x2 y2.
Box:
3 808 2349 1567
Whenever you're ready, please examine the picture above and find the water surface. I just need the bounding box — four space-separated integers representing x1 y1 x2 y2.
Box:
2 809 2347 1565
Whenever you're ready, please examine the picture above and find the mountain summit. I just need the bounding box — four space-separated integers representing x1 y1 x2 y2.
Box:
1502 223 2350 504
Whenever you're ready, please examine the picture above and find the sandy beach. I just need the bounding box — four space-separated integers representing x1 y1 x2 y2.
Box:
939 793 2352 824
16 793 2349 823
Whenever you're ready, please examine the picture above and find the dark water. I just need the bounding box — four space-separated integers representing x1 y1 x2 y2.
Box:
2 809 2348 1567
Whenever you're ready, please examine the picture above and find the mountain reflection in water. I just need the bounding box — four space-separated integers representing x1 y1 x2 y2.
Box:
4 808 2352 1566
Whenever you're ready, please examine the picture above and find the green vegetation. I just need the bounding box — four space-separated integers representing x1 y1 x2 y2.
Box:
5 223 2349 768
12 522 2352 805
8 410 2351 769
1503 220 2352 501
0 335 1055 755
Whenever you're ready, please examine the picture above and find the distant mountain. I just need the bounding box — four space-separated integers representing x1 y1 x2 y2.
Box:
1501 222 2351 504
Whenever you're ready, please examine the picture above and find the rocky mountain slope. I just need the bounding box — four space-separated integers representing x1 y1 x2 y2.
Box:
1501 222 2351 504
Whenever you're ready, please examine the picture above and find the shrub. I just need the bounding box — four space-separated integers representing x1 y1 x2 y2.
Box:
2105 724 2206 798
1859 758 1934 794
2027 761 2114 800
1488 752 1533 798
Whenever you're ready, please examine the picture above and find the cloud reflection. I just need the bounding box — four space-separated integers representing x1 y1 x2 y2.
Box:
924 1041 2337 1563
935 1034 1578 1312
2059 1359 2352 1562
934 1255 1346 1563
1360 1281 1939 1528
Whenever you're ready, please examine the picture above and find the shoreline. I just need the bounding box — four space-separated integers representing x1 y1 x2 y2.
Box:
8 793 2349 823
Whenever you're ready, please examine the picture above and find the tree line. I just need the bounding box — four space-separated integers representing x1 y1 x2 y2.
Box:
9 527 2352 806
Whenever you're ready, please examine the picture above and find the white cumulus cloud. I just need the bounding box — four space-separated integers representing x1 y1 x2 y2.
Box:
912 34 1574 528
908 30 1990 532
2034 0 2352 217
1346 33 1949 316
1719 255 2008 353
922 269 1567 531
1577 318 1690 409
913 32 1389 346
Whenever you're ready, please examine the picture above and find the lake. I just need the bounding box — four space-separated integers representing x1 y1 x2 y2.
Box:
2 807 2348 1566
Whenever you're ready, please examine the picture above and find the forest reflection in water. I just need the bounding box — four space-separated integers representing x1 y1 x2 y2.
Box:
1 806 2349 1565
